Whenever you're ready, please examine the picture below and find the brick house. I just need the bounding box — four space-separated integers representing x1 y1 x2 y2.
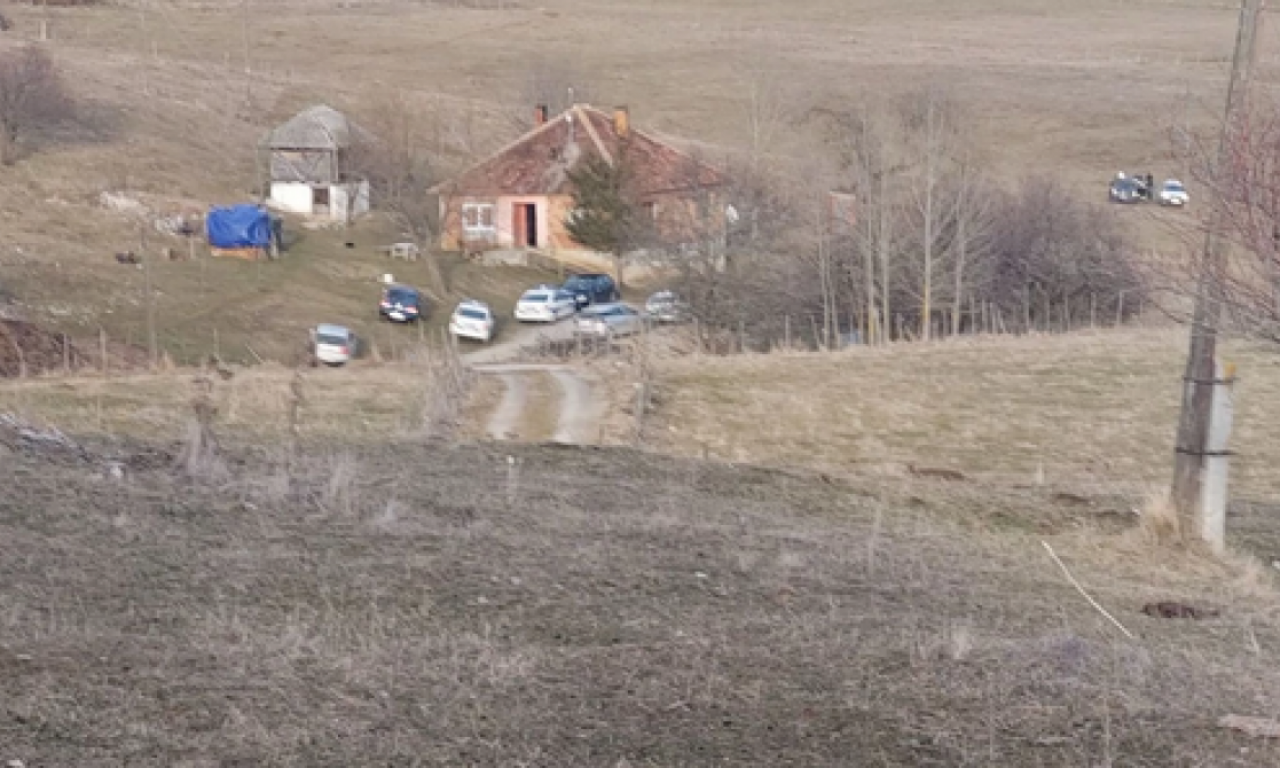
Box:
430 104 725 261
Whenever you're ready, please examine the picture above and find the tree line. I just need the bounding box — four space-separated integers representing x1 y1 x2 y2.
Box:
664 88 1148 348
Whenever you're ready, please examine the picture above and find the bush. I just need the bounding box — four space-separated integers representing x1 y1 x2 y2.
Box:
0 45 74 165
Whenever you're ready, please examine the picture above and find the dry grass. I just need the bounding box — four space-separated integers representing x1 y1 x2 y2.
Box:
647 326 1280 558
0 0 1262 357
0 361 447 443
651 328 1280 492
1 438 1278 765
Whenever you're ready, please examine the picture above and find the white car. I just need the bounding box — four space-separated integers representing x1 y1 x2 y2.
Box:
449 299 496 343
514 287 577 323
312 323 357 366
645 290 691 323
573 303 645 339
1159 179 1189 207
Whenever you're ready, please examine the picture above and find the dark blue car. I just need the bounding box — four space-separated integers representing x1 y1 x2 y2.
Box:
561 273 620 309
380 285 425 323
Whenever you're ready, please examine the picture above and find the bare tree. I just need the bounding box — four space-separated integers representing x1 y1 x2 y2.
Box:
0 45 74 165
984 177 1142 331
680 92 1141 350
815 100 915 343
900 87 960 340
946 160 999 336
1160 90 1280 343
350 91 448 296
509 57 596 131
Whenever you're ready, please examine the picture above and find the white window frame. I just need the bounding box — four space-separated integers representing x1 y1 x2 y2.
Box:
461 203 496 233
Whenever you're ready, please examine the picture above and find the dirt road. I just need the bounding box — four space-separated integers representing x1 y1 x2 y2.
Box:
484 372 527 441
461 321 605 445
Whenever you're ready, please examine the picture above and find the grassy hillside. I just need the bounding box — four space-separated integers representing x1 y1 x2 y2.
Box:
646 327 1280 565
0 0 1253 360
1 437 1278 765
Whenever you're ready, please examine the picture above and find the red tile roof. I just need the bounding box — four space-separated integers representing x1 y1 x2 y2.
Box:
432 105 724 197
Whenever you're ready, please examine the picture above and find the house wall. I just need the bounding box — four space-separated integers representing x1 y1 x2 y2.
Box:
647 190 724 247
495 195 555 250
269 182 314 215
437 189 710 286
438 195 494 251
546 194 578 251
330 181 370 222
439 194 563 251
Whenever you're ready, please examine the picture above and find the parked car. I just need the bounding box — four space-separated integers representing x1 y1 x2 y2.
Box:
645 290 691 323
1158 179 1190 207
1108 176 1146 204
449 299 497 343
573 302 645 339
312 323 357 366
514 287 577 323
561 273 620 309
379 285 425 323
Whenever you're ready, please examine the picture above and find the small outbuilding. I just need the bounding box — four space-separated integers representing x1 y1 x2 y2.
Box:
263 105 370 223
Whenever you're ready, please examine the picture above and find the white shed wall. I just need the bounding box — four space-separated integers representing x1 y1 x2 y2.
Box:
269 182 314 215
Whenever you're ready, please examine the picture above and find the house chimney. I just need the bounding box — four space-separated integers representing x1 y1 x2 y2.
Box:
613 106 630 138
534 104 548 126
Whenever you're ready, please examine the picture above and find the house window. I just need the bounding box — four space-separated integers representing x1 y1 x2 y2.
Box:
462 203 495 232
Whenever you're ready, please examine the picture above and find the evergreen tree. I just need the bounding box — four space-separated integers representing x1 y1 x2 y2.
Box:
564 152 639 286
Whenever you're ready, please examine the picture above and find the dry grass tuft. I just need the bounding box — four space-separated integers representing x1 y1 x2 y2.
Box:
1136 487 1181 546
174 368 224 478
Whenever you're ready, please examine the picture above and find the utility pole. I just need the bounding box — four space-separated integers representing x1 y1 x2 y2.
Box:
1170 0 1264 544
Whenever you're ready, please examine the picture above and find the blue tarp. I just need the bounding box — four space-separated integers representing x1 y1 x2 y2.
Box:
206 204 271 249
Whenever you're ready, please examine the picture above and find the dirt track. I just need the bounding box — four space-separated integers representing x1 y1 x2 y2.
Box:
469 362 604 445
485 371 527 440
463 321 605 445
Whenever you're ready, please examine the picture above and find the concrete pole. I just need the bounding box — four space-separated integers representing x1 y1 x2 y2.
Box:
1199 358 1237 553
1171 0 1263 539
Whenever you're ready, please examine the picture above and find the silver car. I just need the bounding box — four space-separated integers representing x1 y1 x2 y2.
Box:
514 287 577 323
312 323 357 366
573 303 645 338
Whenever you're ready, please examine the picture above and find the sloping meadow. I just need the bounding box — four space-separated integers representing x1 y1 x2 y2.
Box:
0 436 1277 765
